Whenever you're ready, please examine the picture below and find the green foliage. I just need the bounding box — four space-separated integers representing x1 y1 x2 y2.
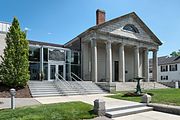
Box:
0 17 30 87
0 102 96 120
170 50 180 57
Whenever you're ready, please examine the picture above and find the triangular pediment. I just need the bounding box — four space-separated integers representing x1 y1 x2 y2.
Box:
96 12 162 45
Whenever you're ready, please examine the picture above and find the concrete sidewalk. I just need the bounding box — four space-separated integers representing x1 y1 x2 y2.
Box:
35 94 180 120
35 94 144 110
1 94 180 120
0 98 40 109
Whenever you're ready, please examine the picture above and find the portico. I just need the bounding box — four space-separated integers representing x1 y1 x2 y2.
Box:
87 32 158 83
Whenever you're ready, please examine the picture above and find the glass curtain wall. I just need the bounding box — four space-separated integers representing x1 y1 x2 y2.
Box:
29 46 40 80
71 51 81 78
66 50 71 80
29 45 80 81
43 48 48 80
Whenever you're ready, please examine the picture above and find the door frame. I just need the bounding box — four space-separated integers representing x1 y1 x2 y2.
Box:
48 61 65 81
114 61 119 82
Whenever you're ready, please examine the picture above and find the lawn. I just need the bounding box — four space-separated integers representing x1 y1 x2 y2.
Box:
107 89 180 106
0 101 96 120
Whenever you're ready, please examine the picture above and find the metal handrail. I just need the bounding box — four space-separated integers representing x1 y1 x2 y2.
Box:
54 74 69 95
70 73 87 93
71 72 84 81
55 73 73 88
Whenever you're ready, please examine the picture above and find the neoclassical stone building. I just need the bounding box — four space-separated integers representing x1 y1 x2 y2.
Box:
0 10 162 86
65 10 162 84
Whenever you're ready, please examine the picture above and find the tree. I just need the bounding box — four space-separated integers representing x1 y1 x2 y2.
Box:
0 17 30 87
170 50 180 57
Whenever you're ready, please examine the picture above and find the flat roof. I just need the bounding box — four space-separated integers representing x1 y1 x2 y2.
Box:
29 40 64 48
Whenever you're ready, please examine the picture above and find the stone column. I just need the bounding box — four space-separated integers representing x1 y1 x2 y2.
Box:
91 39 98 83
119 43 125 82
152 50 158 81
144 48 149 82
134 46 140 77
106 41 112 83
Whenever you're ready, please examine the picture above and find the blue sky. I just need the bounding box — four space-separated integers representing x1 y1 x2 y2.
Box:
1 0 180 57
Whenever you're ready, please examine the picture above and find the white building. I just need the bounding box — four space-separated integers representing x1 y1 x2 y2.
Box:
149 56 180 82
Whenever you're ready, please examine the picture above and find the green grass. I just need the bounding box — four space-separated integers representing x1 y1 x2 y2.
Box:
107 89 180 106
0 101 96 120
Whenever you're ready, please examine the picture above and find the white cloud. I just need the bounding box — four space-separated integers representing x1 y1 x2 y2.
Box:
48 32 52 35
24 27 31 31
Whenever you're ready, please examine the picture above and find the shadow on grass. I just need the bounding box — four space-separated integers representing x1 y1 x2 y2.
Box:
88 110 95 115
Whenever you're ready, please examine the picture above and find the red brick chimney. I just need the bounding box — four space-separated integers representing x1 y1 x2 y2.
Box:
96 9 105 25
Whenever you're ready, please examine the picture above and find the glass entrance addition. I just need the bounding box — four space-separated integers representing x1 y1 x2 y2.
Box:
49 64 65 81
50 65 56 80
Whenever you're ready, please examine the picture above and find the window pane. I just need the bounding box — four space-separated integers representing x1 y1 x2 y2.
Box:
43 48 48 62
29 47 40 61
43 63 48 80
123 24 139 33
66 51 71 63
71 52 79 64
29 63 40 80
49 49 65 61
71 65 81 77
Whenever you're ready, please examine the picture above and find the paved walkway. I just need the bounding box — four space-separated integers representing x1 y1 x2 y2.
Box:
35 94 143 110
35 94 180 120
0 98 40 109
113 111 180 120
1 94 180 120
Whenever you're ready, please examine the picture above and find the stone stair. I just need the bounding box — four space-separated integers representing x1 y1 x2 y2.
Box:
54 81 82 95
105 104 153 118
28 80 106 97
28 81 62 97
76 81 106 94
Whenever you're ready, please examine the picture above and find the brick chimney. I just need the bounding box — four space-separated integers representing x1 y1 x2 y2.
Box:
96 9 105 25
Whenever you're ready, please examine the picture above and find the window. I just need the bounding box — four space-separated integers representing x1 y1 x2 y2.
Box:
161 76 168 80
71 52 80 64
123 24 139 33
49 49 65 61
149 68 152 73
161 65 168 72
43 48 48 62
29 47 40 62
169 64 177 71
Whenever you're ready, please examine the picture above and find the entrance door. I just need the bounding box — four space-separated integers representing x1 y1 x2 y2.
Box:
114 61 119 82
58 65 64 79
49 64 64 81
50 65 56 80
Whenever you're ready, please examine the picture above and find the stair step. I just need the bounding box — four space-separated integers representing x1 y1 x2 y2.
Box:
31 91 60 94
29 80 106 97
33 94 63 97
105 106 153 118
106 104 146 112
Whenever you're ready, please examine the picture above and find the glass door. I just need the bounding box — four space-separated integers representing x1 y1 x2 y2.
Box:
49 64 65 81
58 65 64 78
50 65 56 80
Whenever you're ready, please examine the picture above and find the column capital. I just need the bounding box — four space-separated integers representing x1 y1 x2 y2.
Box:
90 37 96 41
105 40 112 45
134 45 140 49
119 42 125 47
142 47 148 51
152 49 158 52
105 41 112 49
